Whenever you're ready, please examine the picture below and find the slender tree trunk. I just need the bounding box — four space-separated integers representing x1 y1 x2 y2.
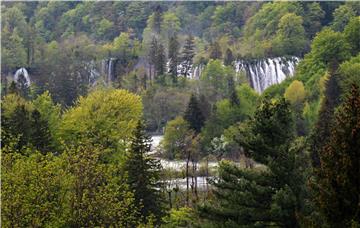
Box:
168 190 172 209
186 152 190 206
206 156 209 192
193 160 198 200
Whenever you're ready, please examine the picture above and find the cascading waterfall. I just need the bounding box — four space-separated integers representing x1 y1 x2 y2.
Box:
235 56 300 93
85 61 100 85
100 58 117 84
170 56 299 93
167 61 204 79
14 68 31 87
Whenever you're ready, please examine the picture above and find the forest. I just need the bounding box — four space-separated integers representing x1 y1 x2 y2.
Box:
1 1 360 227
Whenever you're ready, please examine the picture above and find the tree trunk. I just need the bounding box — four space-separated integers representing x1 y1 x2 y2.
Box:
168 190 172 209
193 160 198 200
186 152 190 206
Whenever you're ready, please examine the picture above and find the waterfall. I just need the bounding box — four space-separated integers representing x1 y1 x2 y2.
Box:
14 68 31 87
235 56 300 93
99 58 117 84
167 60 204 79
85 61 100 85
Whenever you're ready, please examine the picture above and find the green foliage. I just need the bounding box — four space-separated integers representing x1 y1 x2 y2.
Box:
1 94 55 154
200 98 307 227
2 152 68 227
162 207 195 227
1 27 27 70
161 116 190 159
124 121 165 222
60 89 142 158
344 16 360 55
338 54 360 94
200 59 235 102
184 94 205 133
242 2 304 57
32 91 61 144
95 18 113 39
303 2 325 39
311 85 360 226
63 143 140 227
284 80 306 105
142 86 190 132
273 13 307 56
310 28 351 67
331 4 356 32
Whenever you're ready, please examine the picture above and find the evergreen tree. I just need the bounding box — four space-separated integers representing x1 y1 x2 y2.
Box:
199 98 305 227
168 35 180 83
228 76 240 106
184 94 205 133
155 43 166 79
181 35 195 77
3 104 32 152
30 109 53 154
149 36 158 81
209 41 222 60
149 37 165 82
224 48 234 66
152 5 162 34
310 72 341 166
124 121 164 222
8 81 19 95
16 75 30 99
312 84 360 227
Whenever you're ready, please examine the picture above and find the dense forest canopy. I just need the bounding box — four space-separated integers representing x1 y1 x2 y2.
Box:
1 1 360 227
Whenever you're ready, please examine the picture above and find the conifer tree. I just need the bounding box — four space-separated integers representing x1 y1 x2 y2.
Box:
149 37 165 82
168 35 179 83
310 72 341 166
124 121 164 222
155 43 166 78
224 48 234 66
228 76 240 106
181 35 195 77
149 37 158 81
209 41 222 60
312 84 360 226
184 94 205 133
30 109 53 154
152 5 162 34
4 104 32 152
199 98 305 227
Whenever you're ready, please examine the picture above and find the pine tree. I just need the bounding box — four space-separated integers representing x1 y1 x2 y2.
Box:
149 37 165 83
224 48 234 66
168 35 179 83
155 43 166 78
184 94 205 133
209 41 222 60
4 104 32 152
30 109 53 154
152 5 162 34
312 84 360 226
8 81 19 95
199 98 304 227
228 76 240 106
17 75 30 99
181 35 195 77
148 37 158 81
310 72 341 166
124 120 164 222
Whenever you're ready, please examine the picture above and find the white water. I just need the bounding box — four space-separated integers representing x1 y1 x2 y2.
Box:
171 56 300 93
14 68 31 87
235 57 300 93
166 176 211 190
